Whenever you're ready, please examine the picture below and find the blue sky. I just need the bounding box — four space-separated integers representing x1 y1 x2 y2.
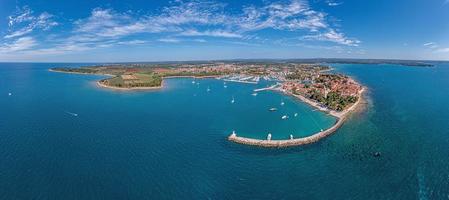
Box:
0 0 448 62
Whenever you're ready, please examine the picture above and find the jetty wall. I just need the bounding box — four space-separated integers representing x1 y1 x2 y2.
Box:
228 88 365 148
228 117 346 147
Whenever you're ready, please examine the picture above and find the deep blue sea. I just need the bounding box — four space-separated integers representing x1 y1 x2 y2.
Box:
0 62 448 199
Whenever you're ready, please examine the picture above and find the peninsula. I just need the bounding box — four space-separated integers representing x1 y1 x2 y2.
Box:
51 61 364 147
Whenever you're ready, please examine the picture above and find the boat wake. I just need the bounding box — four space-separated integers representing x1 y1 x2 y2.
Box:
65 111 78 117
417 166 428 200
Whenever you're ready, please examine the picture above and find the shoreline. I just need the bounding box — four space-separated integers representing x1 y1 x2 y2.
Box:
50 69 218 91
96 80 163 91
95 75 219 91
228 87 366 148
48 69 115 77
50 68 367 147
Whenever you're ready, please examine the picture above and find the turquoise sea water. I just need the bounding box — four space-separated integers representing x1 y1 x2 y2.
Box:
0 62 449 199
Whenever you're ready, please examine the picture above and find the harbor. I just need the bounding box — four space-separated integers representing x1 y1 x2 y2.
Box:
228 88 365 147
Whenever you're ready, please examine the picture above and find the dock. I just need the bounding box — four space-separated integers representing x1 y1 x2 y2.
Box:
253 84 280 92
223 79 258 84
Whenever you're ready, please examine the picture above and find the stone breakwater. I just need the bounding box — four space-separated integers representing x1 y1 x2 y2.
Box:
228 88 365 148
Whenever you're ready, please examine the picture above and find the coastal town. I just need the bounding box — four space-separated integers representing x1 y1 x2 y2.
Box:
52 62 362 112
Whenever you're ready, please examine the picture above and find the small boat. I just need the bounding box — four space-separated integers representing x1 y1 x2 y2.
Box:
66 111 78 117
281 115 288 120
231 97 235 104
269 108 277 112
252 93 257 96
8 92 12 96
192 80 195 84
294 113 298 117
207 87 211 92
280 101 285 106
224 85 228 88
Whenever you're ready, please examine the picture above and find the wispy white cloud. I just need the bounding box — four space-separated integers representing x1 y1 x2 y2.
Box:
423 42 438 49
303 29 360 46
151 1 227 26
70 0 356 45
1 0 359 56
236 0 326 32
423 42 449 54
74 8 150 38
5 6 58 39
0 37 37 52
158 38 181 43
117 40 148 45
193 39 207 43
179 29 242 38
326 1 343 6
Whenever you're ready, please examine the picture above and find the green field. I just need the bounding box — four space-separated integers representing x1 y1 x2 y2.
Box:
102 73 162 88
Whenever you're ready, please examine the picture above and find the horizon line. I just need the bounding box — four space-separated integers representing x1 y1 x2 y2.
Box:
0 57 447 64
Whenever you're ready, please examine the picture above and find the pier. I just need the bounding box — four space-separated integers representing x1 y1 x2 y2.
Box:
223 79 258 84
253 83 280 92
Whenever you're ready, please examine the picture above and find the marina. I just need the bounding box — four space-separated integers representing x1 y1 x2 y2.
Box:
221 75 261 84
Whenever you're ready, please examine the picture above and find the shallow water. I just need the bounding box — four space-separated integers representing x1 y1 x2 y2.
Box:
0 62 448 199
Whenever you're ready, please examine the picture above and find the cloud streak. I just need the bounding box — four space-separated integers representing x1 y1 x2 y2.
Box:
68 0 358 46
303 29 360 46
5 6 58 39
0 0 359 56
0 37 37 52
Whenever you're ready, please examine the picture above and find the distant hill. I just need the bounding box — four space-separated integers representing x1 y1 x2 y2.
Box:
214 58 434 67
103 58 435 67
